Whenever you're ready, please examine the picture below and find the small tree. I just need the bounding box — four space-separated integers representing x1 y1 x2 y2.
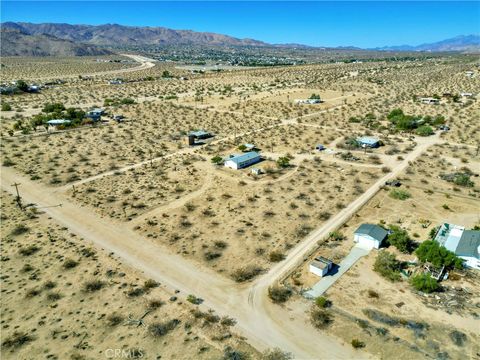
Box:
16 80 29 92
262 348 293 360
276 156 290 168
387 225 414 253
1 103 12 111
211 155 224 165
237 144 247 152
416 125 434 136
410 274 440 293
415 240 463 269
373 251 401 281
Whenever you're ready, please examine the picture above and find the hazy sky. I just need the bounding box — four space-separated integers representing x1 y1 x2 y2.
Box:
2 1 479 48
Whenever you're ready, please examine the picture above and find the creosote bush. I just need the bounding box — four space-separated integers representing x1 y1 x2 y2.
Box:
268 285 292 303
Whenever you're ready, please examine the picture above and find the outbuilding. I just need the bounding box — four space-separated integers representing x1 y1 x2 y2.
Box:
309 256 333 277
224 151 261 170
354 224 388 249
189 130 212 139
356 136 380 148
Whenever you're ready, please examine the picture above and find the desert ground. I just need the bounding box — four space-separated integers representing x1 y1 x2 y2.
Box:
1 54 479 359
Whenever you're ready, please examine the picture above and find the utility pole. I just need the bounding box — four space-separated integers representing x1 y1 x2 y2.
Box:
11 182 23 210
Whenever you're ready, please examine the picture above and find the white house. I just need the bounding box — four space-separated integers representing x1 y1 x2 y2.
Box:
224 151 261 170
354 224 388 249
460 92 473 97
309 257 333 277
294 98 322 104
434 223 480 270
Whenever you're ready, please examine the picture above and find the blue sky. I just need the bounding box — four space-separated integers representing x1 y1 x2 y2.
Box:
2 1 479 48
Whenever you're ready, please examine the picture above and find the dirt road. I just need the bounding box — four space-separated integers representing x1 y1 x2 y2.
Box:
1 165 363 359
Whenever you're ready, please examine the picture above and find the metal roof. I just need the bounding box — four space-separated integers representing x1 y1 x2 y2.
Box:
189 130 210 137
47 119 71 125
227 151 261 165
311 256 332 270
355 224 388 242
356 137 380 145
455 230 480 259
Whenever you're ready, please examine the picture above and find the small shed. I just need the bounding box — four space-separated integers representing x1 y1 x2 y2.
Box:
251 168 262 176
354 224 388 249
309 256 333 277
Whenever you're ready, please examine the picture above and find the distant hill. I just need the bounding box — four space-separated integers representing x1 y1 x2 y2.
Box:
1 28 113 56
1 22 268 47
1 22 478 54
374 35 480 52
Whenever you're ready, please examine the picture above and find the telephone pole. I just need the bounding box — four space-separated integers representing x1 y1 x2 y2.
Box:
11 182 23 210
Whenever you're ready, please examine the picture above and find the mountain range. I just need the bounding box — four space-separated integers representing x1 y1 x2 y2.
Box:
1 22 479 56
0 28 112 56
374 35 480 52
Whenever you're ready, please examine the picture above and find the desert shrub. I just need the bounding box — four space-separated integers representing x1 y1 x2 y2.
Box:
231 265 262 282
63 258 78 269
328 231 345 241
211 155 224 165
262 348 293 360
268 251 285 262
25 288 41 298
10 224 29 236
2 331 34 349
148 319 180 337
220 316 237 327
143 279 159 290
373 251 401 282
147 299 165 310
106 313 124 326
46 292 62 301
2 103 12 111
315 296 331 308
387 225 415 253
204 251 222 261
83 280 105 292
214 240 227 249
3 158 15 166
410 274 440 293
415 240 463 269
416 125 434 136
268 285 292 303
187 294 203 305
367 289 379 298
127 287 145 297
449 330 467 347
222 346 248 360
276 156 290 168
310 308 333 329
389 189 411 200
19 245 40 256
351 339 366 348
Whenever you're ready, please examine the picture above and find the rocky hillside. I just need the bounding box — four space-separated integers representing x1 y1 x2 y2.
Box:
0 28 113 56
1 22 268 47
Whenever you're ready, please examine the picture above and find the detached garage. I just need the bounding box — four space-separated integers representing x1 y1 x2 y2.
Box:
354 224 388 249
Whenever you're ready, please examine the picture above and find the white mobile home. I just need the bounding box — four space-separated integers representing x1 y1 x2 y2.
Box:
224 152 261 170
